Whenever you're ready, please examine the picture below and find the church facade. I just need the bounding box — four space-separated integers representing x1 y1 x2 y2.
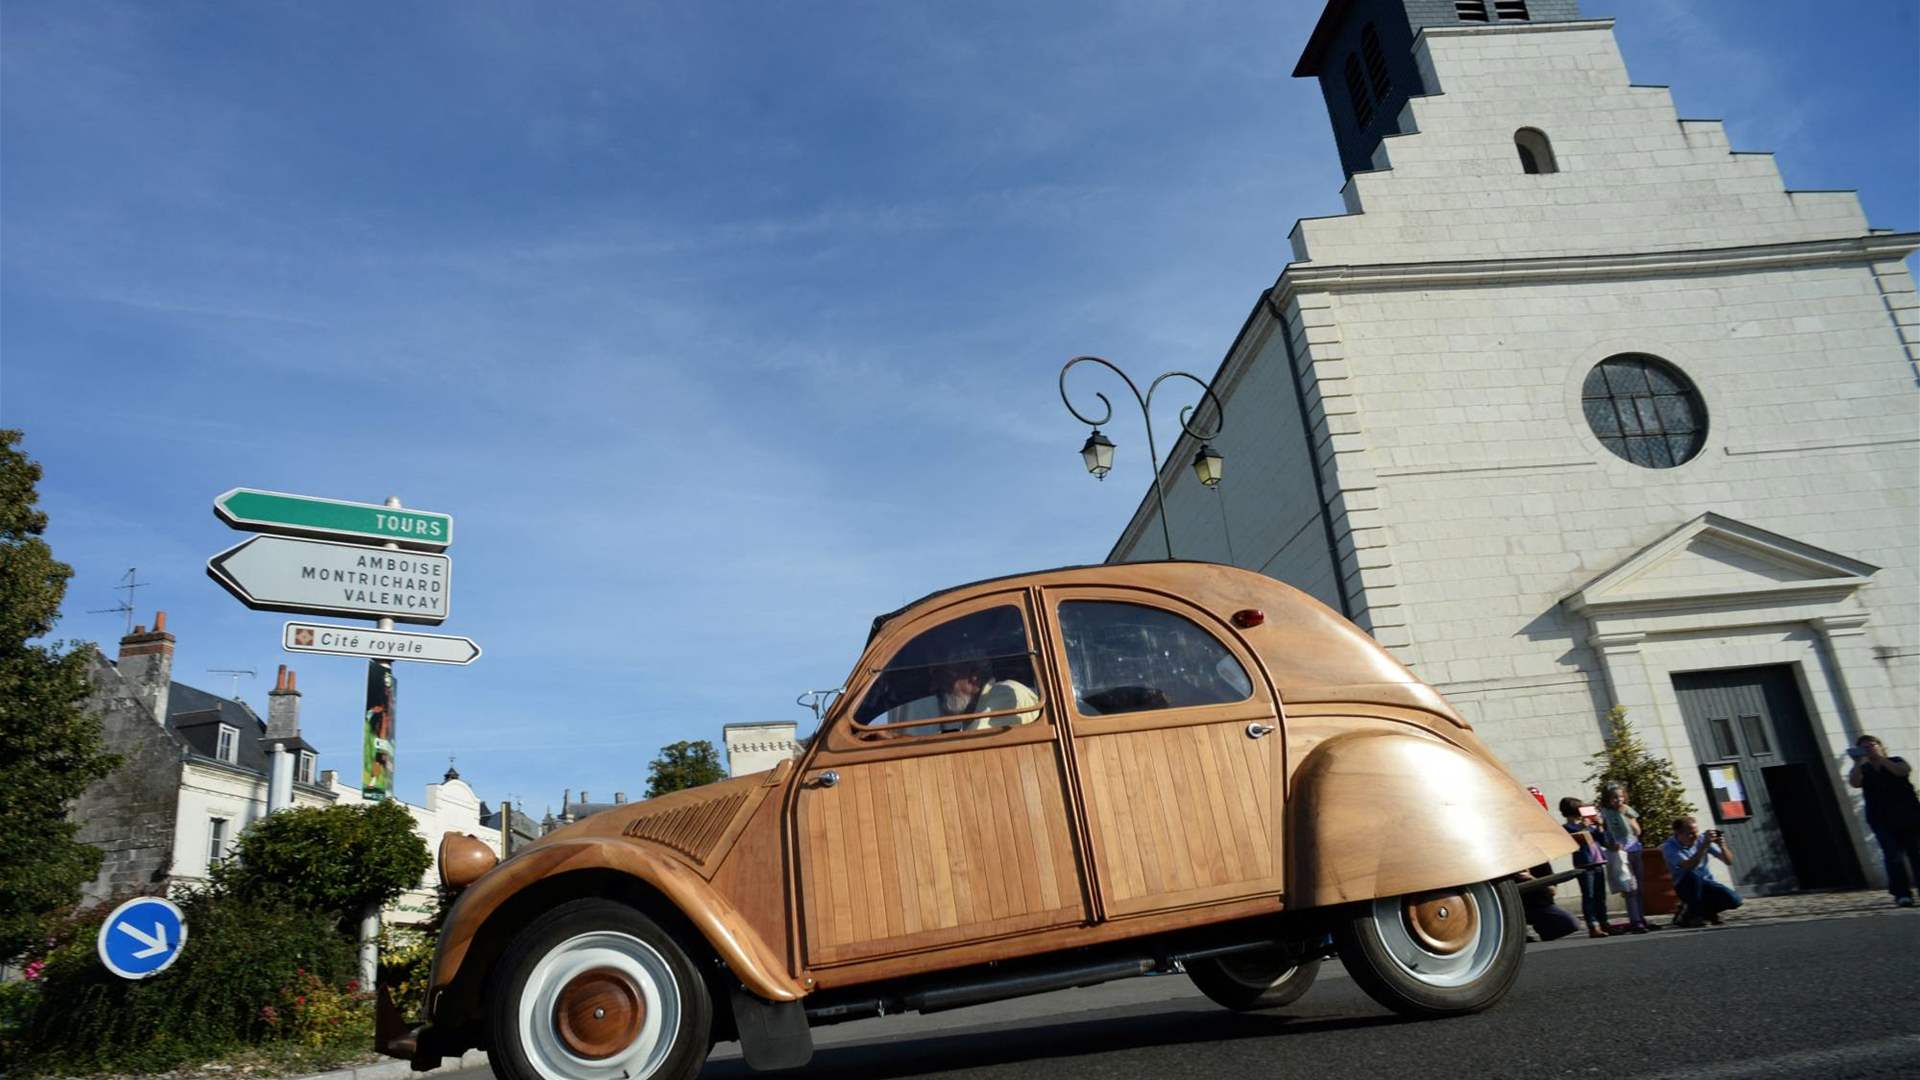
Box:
1109 1 1918 894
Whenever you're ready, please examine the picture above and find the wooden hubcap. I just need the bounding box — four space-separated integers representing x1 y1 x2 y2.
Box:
553 966 644 1059
1404 890 1477 955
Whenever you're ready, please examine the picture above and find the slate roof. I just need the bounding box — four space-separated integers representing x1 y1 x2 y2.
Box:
167 681 313 777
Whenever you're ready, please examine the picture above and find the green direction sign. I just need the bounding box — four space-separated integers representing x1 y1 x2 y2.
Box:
214 489 452 550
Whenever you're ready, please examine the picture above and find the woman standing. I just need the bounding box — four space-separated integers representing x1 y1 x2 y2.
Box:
1599 783 1654 933
1559 797 1610 937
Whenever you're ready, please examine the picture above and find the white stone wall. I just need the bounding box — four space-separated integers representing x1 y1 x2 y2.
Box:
723 722 802 778
171 762 333 888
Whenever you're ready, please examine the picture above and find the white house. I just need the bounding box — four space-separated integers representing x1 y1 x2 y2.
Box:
1108 0 1918 894
72 612 500 923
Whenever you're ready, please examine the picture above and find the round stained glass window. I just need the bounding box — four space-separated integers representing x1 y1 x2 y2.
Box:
1581 355 1707 468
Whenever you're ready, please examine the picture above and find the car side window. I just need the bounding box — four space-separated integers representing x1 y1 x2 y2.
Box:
853 604 1043 736
1058 600 1253 716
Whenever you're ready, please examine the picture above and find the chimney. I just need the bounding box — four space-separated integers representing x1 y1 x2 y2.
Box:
580 790 590 806
117 611 175 723
266 664 302 739
614 791 626 804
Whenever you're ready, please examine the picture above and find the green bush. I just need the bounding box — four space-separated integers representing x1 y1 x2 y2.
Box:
213 799 432 927
13 890 362 1075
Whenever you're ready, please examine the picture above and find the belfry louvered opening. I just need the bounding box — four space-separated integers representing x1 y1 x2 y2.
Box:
1455 1 1490 22
1494 0 1531 19
1361 24 1392 99
1344 54 1373 128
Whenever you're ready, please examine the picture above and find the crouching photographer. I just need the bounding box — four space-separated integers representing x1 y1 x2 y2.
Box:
1660 816 1743 927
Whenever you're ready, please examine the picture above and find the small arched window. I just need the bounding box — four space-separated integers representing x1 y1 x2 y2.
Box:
1344 54 1374 129
1515 127 1557 174
1361 24 1392 99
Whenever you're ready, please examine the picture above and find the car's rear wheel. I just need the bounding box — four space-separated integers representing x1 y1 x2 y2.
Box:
1334 878 1523 1018
488 899 711 1080
1186 949 1320 1011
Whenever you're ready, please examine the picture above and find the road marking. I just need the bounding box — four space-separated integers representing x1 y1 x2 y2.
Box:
1633 1034 1920 1080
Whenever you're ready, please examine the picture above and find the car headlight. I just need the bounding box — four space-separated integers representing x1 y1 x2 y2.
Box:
438 831 498 891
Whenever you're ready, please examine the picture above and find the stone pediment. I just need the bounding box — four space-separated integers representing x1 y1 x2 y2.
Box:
1568 513 1876 618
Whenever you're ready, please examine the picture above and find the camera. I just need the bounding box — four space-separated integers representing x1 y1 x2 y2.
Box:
1846 746 1866 760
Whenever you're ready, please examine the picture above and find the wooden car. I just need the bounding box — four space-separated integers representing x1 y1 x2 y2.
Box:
379 562 1573 1080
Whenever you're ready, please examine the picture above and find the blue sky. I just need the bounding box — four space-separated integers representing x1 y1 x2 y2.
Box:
5 1 1915 818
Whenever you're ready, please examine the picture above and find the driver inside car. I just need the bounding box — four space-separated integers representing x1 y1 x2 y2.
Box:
893 658 1040 736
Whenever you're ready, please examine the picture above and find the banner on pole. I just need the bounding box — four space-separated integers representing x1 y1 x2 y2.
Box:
363 661 397 800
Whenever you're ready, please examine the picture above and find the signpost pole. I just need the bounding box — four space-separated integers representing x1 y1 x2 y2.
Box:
359 496 404 988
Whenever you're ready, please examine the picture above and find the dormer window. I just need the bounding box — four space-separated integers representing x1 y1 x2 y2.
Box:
1515 128 1558 174
1344 54 1374 128
1495 0 1531 19
1455 1 1490 21
297 751 316 785
216 723 239 763
1361 24 1392 99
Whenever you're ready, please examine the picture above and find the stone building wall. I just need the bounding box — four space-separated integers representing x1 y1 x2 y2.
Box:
70 654 183 905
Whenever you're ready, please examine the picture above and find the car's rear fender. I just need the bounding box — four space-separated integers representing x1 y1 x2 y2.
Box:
1286 729 1575 907
430 837 804 1023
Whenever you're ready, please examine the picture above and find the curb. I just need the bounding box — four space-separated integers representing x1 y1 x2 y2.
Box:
294 1050 489 1080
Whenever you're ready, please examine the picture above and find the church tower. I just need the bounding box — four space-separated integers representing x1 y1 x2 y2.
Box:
1294 0 1585 178
1111 3 1919 896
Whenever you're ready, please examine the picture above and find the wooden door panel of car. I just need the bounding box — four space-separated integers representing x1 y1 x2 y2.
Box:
795 741 1085 966
1076 721 1278 916
1042 587 1285 918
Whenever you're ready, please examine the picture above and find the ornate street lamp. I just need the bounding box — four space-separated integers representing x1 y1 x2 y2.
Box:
1079 429 1116 480
1192 443 1225 488
1059 355 1226 558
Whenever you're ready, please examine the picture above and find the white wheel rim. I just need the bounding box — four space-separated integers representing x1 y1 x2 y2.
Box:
1369 882 1504 989
519 930 680 1080
1216 949 1297 990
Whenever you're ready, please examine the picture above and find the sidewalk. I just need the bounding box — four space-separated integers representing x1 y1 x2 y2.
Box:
1598 887 1906 933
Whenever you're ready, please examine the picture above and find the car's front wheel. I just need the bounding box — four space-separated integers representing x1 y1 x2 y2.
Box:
488 899 712 1080
1186 948 1320 1011
1334 878 1524 1018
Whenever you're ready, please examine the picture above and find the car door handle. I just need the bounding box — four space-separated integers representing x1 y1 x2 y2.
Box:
808 770 840 788
1246 723 1276 739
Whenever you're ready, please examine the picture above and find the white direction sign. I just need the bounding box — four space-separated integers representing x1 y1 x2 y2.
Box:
207 535 451 624
283 621 481 665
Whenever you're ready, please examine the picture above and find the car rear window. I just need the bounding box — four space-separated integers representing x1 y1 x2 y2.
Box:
1058 600 1253 716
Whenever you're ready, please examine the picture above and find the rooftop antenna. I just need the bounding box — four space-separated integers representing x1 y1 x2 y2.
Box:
88 567 148 634
207 668 256 700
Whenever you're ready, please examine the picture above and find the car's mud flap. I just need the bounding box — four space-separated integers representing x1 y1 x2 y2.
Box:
731 987 814 1071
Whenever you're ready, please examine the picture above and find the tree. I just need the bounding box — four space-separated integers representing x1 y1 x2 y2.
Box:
213 800 431 925
0 429 119 965
644 740 725 798
1584 705 1697 846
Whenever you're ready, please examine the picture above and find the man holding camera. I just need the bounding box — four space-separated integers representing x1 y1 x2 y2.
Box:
1847 734 1920 908
1660 816 1743 927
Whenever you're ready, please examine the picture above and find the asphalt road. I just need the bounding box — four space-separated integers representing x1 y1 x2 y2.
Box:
457 910 1920 1080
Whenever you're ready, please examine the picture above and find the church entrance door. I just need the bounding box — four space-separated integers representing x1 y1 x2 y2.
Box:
1671 666 1860 894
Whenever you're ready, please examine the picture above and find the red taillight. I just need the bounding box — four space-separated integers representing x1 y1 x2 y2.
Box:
1232 609 1265 628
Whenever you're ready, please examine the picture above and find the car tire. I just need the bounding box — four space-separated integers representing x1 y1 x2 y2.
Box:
1334 878 1524 1018
488 898 712 1080
1186 950 1320 1011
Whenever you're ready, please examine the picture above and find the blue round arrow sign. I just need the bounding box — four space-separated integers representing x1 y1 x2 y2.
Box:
96 896 188 979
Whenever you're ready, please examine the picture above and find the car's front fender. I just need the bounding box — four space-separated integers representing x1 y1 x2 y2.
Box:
431 836 804 1009
1286 729 1574 907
